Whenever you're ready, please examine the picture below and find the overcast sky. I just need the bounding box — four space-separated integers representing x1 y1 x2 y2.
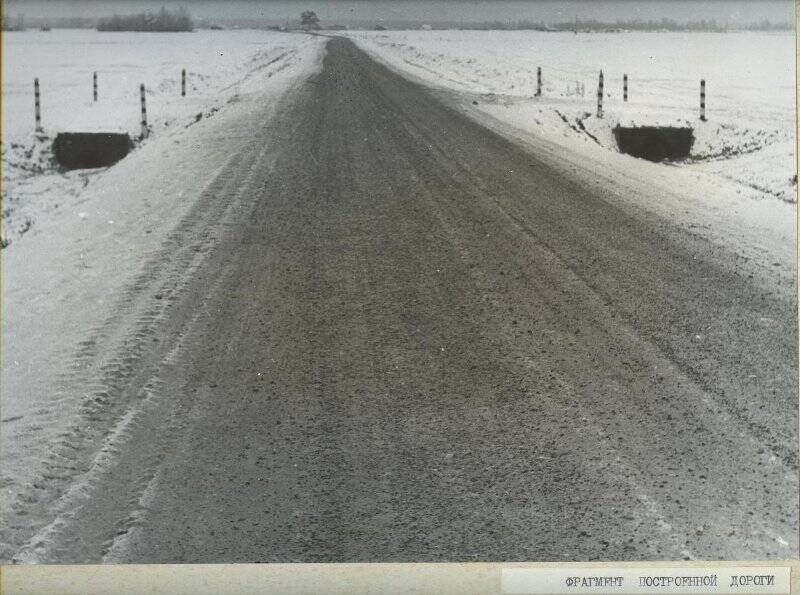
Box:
4 0 795 26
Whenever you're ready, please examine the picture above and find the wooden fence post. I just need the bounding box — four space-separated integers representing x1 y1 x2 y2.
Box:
597 70 604 118
700 79 706 121
34 78 42 132
140 83 148 138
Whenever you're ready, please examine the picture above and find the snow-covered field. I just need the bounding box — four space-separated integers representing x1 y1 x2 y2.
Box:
346 30 797 204
1 29 326 539
2 29 317 244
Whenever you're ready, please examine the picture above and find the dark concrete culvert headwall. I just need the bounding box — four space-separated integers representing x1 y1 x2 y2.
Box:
613 126 694 162
53 132 131 170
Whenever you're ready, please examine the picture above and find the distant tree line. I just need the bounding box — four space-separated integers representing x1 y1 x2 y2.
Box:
3 10 791 32
459 19 548 31
97 7 193 32
548 17 792 32
741 19 795 31
553 18 727 32
459 17 792 32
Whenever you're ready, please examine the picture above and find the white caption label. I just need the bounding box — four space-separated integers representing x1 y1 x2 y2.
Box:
501 566 791 594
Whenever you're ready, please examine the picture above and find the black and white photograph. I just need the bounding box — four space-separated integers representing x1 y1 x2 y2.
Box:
1 0 797 570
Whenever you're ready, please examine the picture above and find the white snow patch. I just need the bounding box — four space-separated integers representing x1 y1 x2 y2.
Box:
2 29 326 528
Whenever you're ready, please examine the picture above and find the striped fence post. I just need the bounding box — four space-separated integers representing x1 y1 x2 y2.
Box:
700 79 706 121
623 74 628 102
140 83 148 138
536 67 542 96
34 78 42 132
597 70 604 118
93 71 98 102
181 68 186 97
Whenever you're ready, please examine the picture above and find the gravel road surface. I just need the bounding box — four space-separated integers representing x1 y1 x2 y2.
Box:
9 37 797 563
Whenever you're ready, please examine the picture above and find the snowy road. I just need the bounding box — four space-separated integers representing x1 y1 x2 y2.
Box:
8 37 797 562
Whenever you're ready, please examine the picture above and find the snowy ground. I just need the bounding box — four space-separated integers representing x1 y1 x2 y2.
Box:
1 29 327 529
345 30 797 205
2 29 318 245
